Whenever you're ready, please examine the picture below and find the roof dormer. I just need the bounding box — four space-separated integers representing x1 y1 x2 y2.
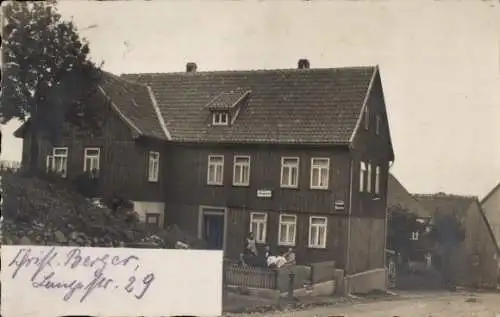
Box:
205 89 251 126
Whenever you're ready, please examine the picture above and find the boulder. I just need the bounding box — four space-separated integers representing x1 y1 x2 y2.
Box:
54 230 68 243
18 236 31 245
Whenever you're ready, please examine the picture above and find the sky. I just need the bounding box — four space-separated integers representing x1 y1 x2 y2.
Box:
1 0 499 199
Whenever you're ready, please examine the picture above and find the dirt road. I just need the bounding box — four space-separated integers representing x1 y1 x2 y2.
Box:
233 292 500 317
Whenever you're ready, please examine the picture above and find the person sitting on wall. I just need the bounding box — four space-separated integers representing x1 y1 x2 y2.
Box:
266 252 288 269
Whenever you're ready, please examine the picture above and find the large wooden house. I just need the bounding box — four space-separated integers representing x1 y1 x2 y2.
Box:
15 60 395 275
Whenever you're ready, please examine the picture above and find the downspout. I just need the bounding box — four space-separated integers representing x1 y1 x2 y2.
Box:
383 160 394 284
346 149 354 275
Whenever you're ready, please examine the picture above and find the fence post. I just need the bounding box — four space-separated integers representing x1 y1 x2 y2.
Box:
287 272 295 299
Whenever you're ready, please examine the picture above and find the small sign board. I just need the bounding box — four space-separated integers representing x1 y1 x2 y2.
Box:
257 189 272 198
334 200 345 211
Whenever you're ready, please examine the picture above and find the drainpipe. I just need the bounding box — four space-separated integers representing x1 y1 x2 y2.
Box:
383 160 394 286
346 154 354 275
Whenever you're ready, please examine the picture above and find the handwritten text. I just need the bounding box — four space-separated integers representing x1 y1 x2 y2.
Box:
7 247 155 303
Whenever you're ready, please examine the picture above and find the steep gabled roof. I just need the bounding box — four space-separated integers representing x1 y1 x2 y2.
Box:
412 193 476 220
387 174 432 218
473 198 500 256
13 72 170 141
122 66 378 144
481 181 500 205
414 192 500 255
99 72 169 140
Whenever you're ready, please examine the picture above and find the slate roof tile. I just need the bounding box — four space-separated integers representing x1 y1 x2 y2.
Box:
121 66 377 144
100 72 168 140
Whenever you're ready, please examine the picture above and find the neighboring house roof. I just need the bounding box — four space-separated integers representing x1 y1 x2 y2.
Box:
481 181 500 205
99 72 169 140
387 174 432 218
414 192 500 255
121 66 379 144
13 72 170 141
412 193 476 220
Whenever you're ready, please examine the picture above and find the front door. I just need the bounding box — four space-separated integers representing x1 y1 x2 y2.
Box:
202 211 225 250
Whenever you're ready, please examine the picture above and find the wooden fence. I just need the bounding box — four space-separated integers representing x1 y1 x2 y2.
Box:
224 260 336 291
225 262 278 290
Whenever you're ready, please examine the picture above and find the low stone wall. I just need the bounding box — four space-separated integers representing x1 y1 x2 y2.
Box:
276 265 311 293
343 268 387 294
226 261 340 298
310 260 336 284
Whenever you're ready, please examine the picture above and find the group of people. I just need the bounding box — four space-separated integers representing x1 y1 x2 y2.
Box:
238 232 296 269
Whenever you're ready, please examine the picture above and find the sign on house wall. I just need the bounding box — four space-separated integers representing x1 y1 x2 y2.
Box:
1 245 223 317
257 189 272 198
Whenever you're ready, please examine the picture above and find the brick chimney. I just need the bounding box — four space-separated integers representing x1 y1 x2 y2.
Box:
298 59 310 69
186 62 197 73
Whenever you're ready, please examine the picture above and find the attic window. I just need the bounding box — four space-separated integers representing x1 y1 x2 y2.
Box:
212 111 229 126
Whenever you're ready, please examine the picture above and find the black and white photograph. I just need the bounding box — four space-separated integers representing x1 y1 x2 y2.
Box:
1 1 499 316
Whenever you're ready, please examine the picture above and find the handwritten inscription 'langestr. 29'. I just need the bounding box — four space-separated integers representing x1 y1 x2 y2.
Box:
7 247 156 303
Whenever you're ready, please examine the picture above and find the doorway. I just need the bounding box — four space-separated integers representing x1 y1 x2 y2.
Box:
201 208 226 250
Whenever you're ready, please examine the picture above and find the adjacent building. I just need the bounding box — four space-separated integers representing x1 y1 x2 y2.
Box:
414 193 500 288
387 174 435 264
481 182 500 247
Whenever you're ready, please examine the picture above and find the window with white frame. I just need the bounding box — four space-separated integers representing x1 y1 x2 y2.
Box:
360 161 366 192
212 111 229 125
250 212 267 244
309 216 327 248
375 165 381 194
410 231 419 241
367 163 372 192
233 155 250 186
52 147 68 178
281 157 299 188
145 213 160 228
84 148 100 176
278 214 297 246
148 151 160 182
207 155 224 185
310 158 329 189
364 106 369 129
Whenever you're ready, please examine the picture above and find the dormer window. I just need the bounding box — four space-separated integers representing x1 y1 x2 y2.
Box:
205 89 251 127
212 111 229 126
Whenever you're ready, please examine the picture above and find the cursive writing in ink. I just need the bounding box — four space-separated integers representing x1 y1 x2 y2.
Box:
32 271 85 301
134 273 155 299
80 271 114 302
9 247 154 302
8 247 58 280
123 272 155 300
64 248 139 276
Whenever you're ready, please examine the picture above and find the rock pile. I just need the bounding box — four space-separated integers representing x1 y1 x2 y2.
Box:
1 171 207 249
